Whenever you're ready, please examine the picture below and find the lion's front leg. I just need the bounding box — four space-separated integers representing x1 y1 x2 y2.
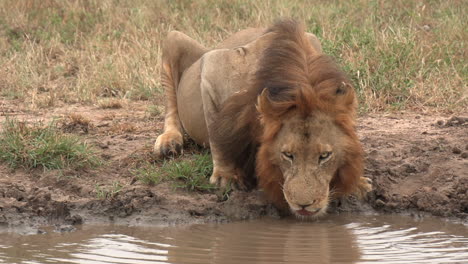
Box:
199 58 249 190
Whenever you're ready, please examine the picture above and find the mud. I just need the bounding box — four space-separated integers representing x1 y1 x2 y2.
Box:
0 97 467 231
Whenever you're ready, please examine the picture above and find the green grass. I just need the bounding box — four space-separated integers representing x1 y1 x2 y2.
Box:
134 152 216 192
0 0 465 111
146 105 163 119
0 119 101 170
95 181 123 199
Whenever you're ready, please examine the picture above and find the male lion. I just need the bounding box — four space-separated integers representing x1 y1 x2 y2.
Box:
154 19 371 218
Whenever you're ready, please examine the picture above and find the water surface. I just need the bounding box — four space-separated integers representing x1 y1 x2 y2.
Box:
1 214 467 264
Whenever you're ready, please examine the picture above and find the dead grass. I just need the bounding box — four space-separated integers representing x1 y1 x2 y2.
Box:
0 0 466 112
60 113 93 133
100 113 117 121
98 98 125 109
110 122 137 134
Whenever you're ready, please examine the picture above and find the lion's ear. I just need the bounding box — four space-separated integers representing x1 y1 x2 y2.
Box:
336 82 349 95
257 88 296 119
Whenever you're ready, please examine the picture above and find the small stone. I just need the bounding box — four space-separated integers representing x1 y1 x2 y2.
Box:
436 120 444 126
415 115 421 119
403 163 418 173
452 147 462 154
461 152 468 159
375 199 386 208
98 142 109 149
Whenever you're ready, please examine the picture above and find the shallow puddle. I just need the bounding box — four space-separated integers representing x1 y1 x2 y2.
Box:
1 214 467 264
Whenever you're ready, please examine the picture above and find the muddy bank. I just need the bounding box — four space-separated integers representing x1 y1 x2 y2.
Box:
0 99 467 230
361 113 467 219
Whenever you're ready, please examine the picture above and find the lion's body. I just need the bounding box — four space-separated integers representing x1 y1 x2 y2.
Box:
155 20 371 218
176 27 265 146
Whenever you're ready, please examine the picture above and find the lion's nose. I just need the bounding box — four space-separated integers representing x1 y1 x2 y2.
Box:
298 203 313 209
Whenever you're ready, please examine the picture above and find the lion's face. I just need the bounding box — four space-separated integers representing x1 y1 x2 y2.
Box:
271 112 345 218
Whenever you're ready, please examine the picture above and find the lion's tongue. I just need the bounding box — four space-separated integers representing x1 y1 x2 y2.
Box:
296 209 314 216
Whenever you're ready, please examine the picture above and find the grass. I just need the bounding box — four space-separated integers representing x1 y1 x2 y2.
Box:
95 181 123 199
134 152 216 192
60 113 93 133
0 119 101 170
97 98 125 109
146 105 162 119
0 0 465 112
110 122 137 134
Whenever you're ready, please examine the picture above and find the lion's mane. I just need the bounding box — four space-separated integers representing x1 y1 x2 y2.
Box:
211 19 363 208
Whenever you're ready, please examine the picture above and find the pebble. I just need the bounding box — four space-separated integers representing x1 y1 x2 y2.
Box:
436 120 444 126
461 152 468 159
375 199 386 208
98 142 109 149
452 147 462 154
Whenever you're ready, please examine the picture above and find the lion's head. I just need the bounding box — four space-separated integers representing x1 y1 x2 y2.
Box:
254 20 363 218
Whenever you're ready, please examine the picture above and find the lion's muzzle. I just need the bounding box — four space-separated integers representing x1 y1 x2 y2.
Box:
283 176 330 218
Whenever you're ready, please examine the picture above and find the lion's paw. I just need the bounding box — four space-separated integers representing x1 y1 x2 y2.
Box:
209 170 229 188
154 131 183 158
355 176 373 199
209 167 247 190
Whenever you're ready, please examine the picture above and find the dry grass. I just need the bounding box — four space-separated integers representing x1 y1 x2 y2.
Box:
98 98 125 109
0 0 466 112
60 113 93 133
110 122 137 134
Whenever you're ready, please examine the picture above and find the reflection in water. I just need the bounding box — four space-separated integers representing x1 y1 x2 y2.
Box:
0 214 467 264
165 219 360 264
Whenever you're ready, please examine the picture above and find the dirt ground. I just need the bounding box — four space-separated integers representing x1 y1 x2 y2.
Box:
0 97 467 232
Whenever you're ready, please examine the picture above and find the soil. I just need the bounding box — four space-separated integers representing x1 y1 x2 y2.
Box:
0 97 467 232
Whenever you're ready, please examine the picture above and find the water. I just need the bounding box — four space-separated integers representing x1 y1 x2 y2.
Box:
0 214 467 264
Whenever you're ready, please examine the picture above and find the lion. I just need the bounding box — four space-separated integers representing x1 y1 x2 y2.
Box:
154 19 372 218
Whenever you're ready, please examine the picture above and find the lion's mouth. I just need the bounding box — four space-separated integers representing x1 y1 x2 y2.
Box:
295 208 321 216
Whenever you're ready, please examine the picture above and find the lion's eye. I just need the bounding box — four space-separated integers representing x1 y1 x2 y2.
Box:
282 152 294 161
319 151 332 163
